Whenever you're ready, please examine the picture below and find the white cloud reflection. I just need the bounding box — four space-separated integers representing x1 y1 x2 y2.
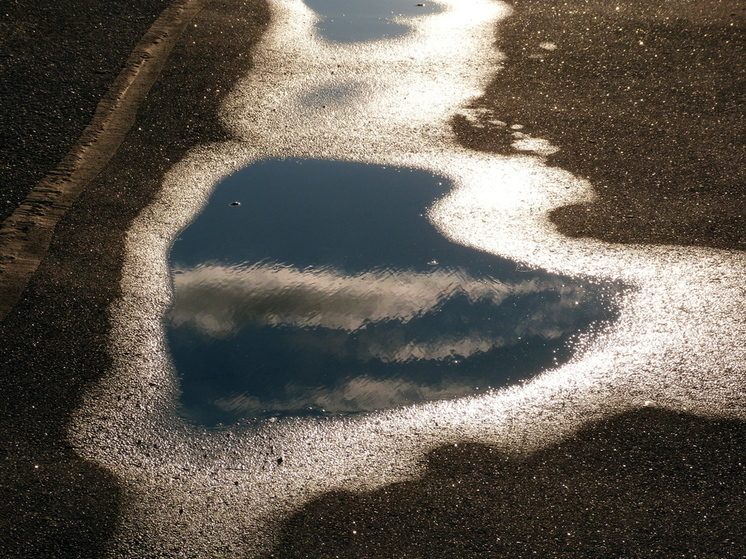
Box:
214 375 485 415
169 261 597 362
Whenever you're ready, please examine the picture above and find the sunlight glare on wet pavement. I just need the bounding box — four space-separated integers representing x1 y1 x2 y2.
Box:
67 0 746 556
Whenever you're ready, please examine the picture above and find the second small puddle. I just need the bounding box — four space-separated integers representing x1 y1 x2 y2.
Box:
304 0 441 43
167 159 619 426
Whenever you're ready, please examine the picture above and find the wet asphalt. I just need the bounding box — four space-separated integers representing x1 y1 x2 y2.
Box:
0 0 744 557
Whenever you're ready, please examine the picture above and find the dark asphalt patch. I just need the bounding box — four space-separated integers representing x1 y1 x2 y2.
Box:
453 0 745 251
264 408 746 558
0 0 173 223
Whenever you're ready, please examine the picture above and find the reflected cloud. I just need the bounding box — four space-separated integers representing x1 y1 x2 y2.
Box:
171 261 592 337
165 159 619 424
214 375 486 415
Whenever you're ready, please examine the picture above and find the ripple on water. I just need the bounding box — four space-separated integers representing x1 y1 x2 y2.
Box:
166 159 620 426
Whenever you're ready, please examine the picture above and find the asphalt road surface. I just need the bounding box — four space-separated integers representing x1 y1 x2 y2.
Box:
1 0 744 557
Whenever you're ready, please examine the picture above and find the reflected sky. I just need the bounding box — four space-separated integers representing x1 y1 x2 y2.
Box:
304 0 441 43
167 159 618 425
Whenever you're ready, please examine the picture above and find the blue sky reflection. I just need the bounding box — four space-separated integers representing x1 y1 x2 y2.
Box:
167 159 618 425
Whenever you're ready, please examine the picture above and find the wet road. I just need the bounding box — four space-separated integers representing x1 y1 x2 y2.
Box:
1 0 745 557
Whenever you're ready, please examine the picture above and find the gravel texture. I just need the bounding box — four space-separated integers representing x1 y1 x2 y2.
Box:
453 0 745 251
1 1 744 557
0 1 269 556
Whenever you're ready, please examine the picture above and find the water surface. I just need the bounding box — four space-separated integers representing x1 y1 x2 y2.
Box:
304 0 441 43
167 159 618 426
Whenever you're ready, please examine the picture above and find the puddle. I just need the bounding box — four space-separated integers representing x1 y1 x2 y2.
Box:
167 159 618 426
304 0 441 43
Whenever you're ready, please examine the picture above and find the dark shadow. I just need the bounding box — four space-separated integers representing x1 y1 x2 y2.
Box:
0 456 122 559
453 0 745 251
264 408 746 558
0 1 269 556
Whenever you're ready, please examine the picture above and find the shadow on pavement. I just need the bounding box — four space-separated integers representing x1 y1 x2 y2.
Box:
264 407 746 558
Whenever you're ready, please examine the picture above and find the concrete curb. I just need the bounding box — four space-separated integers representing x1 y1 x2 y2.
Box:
0 0 207 320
